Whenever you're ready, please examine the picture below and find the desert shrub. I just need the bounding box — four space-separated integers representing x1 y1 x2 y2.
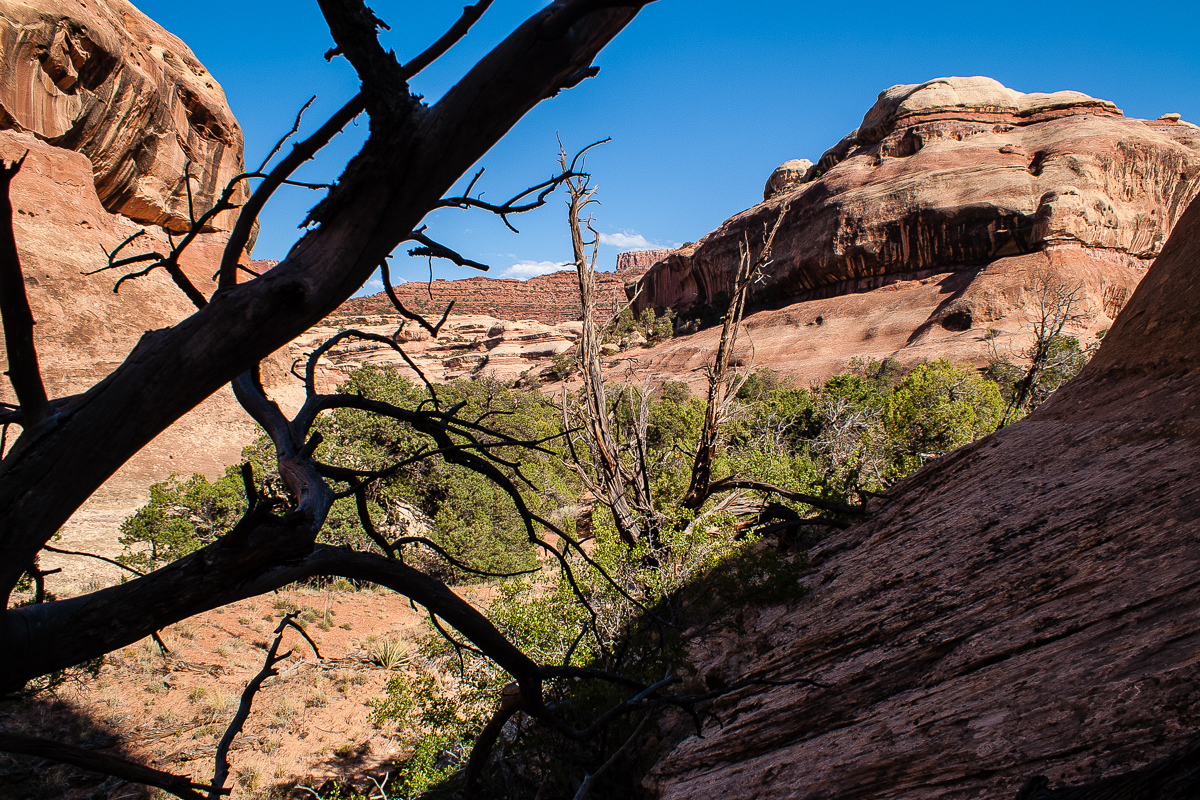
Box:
370 495 810 799
549 350 578 380
677 290 731 333
985 333 1092 418
603 306 675 347
117 464 257 572
117 367 573 581
884 360 1004 475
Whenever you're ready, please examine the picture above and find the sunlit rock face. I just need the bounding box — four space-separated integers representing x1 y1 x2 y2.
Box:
632 77 1200 323
763 158 813 200
0 0 248 232
0 1 254 596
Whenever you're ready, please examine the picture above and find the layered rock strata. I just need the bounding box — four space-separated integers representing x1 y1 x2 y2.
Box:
645 193 1200 796
0 0 250 232
345 250 663 326
0 1 252 595
632 77 1200 336
284 314 584 393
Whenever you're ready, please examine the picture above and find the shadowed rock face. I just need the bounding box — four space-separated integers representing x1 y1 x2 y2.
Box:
0 0 248 231
644 193 1200 797
632 77 1200 323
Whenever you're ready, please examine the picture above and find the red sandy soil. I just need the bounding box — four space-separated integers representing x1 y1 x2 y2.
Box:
1 584 493 799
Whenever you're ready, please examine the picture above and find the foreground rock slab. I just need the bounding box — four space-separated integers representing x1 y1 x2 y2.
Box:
644 195 1200 795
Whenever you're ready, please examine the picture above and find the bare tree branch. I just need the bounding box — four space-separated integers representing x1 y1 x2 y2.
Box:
400 1 497 80
210 612 319 797
463 682 526 800
0 155 49 429
562 143 650 547
435 156 600 233
0 732 222 800
0 15 661 800
380 259 456 336
407 229 491 271
41 544 145 577
573 715 649 800
703 477 864 518
216 94 366 291
684 207 788 509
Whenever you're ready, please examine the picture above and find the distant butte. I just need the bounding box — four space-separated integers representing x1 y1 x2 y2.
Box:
342 249 673 325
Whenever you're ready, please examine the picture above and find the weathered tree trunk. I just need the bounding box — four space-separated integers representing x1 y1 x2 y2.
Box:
0 0 650 687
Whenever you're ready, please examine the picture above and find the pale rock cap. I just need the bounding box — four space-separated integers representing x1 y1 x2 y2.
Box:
764 158 814 200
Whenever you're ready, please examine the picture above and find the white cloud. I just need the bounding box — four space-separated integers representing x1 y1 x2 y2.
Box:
354 274 384 298
499 260 572 280
598 231 669 251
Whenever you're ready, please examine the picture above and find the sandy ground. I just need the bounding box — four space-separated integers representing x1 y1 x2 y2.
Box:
1 583 494 799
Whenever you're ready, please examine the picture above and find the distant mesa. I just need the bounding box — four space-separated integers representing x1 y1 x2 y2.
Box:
343 249 675 327
616 248 675 273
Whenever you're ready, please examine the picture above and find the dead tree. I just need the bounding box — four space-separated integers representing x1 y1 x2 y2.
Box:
561 143 659 547
0 0 667 794
682 209 788 509
561 176 861 564
999 267 1092 425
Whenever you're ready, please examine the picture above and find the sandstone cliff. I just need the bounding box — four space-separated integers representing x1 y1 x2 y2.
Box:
0 0 252 595
632 77 1200 331
0 0 249 232
644 192 1200 797
613 78 1200 391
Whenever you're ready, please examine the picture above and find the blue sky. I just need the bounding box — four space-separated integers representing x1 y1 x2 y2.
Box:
134 1 1200 294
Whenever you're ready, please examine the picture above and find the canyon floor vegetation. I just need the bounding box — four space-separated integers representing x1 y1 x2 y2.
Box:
19 335 1082 798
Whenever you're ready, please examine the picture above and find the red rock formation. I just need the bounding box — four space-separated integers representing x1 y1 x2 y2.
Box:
0 0 250 233
343 254 659 326
645 192 1200 797
632 77 1200 330
0 2 253 595
282 314 583 392
616 248 674 273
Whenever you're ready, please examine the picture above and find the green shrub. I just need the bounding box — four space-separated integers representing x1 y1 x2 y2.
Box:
884 359 1004 475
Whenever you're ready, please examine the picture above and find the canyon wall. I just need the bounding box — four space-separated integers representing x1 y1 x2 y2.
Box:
0 0 249 233
610 78 1200 391
344 250 661 326
645 191 1200 797
0 0 253 595
632 77 1200 331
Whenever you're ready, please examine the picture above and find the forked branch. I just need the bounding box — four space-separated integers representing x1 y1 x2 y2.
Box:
380 260 456 336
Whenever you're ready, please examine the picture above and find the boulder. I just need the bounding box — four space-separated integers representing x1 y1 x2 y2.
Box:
763 158 813 200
